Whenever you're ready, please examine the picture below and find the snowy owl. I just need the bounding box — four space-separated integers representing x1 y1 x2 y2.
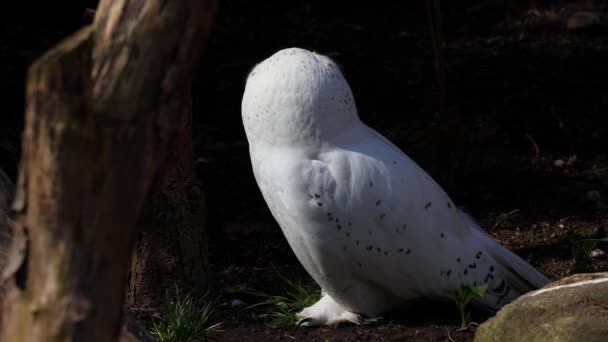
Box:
241 48 550 326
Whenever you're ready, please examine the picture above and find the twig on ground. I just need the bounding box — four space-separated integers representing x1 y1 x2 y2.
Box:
525 133 540 159
455 321 479 332
447 328 456 342
491 209 520 230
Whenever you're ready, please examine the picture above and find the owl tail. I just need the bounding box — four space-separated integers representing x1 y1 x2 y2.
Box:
460 210 550 310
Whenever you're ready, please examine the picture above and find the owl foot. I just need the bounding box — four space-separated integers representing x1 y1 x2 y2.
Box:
296 294 363 327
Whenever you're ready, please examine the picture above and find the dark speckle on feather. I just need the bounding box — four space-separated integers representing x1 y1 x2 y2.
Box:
492 279 506 293
496 286 511 305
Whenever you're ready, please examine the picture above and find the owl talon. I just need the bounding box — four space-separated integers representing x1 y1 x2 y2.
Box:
295 294 362 327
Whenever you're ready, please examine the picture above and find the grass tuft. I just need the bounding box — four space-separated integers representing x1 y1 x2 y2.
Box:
149 290 222 342
570 237 608 273
244 268 321 328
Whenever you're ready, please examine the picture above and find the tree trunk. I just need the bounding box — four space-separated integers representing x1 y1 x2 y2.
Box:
0 1 216 341
0 169 15 278
0 169 17 301
0 171 156 342
128 92 211 312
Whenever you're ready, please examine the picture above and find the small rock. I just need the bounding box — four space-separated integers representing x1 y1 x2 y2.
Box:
585 190 601 203
553 159 565 167
567 11 600 31
590 249 606 259
229 298 245 307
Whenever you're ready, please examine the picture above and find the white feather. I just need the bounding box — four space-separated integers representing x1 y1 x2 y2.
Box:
242 48 549 322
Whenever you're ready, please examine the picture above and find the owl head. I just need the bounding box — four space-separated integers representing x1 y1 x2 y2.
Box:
242 48 360 147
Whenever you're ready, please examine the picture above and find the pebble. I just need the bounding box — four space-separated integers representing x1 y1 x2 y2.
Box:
567 11 600 31
590 249 606 259
229 298 245 307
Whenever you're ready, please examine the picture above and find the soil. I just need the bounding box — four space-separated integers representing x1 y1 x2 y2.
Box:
2 1 608 341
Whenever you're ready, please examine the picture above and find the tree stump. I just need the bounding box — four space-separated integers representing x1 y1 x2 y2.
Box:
0 0 216 341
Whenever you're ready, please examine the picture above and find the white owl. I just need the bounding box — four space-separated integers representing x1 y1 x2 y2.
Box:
241 48 549 326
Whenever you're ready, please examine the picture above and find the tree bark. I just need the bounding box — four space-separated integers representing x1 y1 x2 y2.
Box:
0 1 216 341
128 92 211 312
0 172 156 342
0 169 17 301
0 169 15 278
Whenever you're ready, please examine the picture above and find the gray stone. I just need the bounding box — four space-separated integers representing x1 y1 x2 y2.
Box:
475 273 608 342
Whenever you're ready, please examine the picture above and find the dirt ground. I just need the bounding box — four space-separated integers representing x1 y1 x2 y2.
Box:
2 1 608 341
